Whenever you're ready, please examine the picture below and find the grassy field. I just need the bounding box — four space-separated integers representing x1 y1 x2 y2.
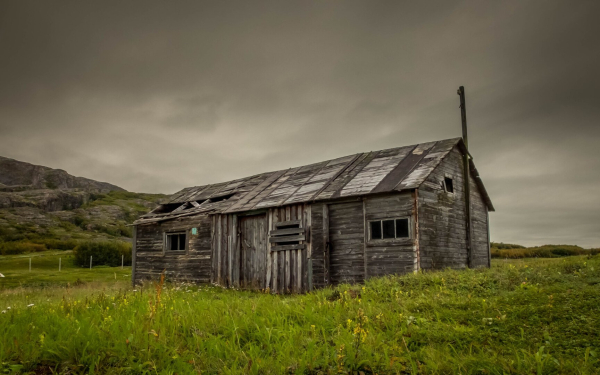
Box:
1 255 599 374
0 251 131 289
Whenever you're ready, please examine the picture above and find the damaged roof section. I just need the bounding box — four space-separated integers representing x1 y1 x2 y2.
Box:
134 137 494 225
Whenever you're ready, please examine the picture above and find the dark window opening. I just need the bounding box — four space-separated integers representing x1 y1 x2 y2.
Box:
444 177 454 193
382 220 395 239
166 233 186 251
395 218 409 238
370 218 410 240
370 221 382 240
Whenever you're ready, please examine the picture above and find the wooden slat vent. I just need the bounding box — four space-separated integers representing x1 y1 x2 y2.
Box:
269 220 307 247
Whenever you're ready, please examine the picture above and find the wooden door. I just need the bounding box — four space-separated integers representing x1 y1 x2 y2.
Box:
240 214 267 289
328 202 365 285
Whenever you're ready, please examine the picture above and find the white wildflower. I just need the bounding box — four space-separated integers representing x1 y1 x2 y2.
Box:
6 307 10 310
0 273 4 277
1 310 6 314
27 304 35 307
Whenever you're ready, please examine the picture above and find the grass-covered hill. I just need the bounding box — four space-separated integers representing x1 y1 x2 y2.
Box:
0 155 166 252
0 191 165 249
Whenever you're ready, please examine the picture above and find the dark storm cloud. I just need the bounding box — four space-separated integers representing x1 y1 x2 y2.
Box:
1 0 599 247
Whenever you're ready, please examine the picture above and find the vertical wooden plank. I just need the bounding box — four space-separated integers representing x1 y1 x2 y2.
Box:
231 215 237 287
285 206 291 293
211 216 216 283
413 189 420 272
297 205 302 292
486 210 491 268
306 204 312 292
266 210 273 290
131 225 137 287
285 248 291 293
362 199 368 281
323 204 329 286
272 209 278 293
223 216 228 285
216 215 222 284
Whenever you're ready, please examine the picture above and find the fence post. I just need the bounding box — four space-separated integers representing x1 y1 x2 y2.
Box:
59 258 61 272
122 255 124 269
90 256 93 270
29 258 31 272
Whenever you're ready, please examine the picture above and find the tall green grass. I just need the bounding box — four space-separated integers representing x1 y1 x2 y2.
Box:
1 256 599 374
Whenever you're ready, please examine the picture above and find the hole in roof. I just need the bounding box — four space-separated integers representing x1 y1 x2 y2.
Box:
207 193 235 203
150 203 186 214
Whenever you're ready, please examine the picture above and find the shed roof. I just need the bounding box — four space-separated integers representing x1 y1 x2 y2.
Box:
134 137 493 225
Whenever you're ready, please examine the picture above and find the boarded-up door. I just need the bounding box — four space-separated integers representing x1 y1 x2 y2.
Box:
240 214 267 289
328 202 365 284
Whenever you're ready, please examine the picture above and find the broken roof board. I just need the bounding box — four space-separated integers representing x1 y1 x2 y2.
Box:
134 137 494 225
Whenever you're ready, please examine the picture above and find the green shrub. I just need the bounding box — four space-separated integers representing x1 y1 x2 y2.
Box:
491 244 592 259
73 241 132 267
490 242 525 250
0 241 47 255
32 239 79 251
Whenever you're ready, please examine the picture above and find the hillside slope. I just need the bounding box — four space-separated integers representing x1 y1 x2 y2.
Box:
0 156 166 244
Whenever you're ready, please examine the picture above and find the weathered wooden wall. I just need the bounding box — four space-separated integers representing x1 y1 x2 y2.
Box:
328 200 365 284
364 194 416 277
417 145 490 269
211 203 312 293
133 214 212 284
309 202 328 288
418 146 468 269
469 171 491 267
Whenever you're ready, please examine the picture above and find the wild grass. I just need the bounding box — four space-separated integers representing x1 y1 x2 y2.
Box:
0 251 130 289
0 256 599 374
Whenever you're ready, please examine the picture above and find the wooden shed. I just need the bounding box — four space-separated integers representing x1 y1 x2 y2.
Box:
132 137 494 293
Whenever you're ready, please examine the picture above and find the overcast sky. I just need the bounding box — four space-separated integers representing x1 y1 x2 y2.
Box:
1 1 599 247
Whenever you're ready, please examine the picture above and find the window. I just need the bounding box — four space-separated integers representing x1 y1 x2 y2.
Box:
444 177 454 193
166 232 186 251
370 218 410 240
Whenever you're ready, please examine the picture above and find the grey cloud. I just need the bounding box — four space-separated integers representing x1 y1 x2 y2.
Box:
1 0 599 247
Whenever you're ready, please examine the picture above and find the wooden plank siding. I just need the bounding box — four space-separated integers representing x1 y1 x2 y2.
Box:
364 194 416 278
417 145 490 269
134 215 212 284
328 201 365 285
469 169 491 268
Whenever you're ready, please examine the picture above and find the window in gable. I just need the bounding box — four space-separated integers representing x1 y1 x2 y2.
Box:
444 177 454 193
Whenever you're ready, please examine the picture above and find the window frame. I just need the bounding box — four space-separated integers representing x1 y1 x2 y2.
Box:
163 231 188 254
443 175 454 194
368 217 411 241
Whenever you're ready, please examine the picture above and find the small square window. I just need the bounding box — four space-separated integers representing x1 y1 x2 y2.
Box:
166 233 186 251
382 220 395 239
395 218 409 238
370 221 382 240
444 177 454 193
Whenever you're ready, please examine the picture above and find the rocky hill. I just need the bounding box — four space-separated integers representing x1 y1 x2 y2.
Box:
0 156 166 244
0 156 123 192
